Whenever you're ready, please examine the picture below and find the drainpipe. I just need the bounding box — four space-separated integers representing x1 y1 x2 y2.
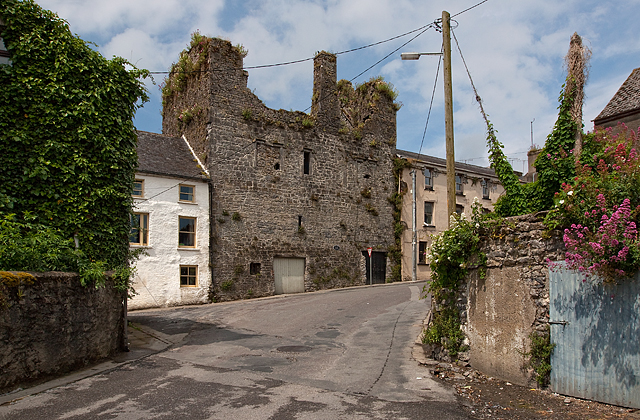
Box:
411 169 417 282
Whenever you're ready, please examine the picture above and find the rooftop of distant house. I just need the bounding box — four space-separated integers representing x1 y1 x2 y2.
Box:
594 67 640 124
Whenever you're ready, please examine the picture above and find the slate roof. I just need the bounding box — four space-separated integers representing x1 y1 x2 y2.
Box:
594 68 640 123
395 149 503 178
136 131 207 181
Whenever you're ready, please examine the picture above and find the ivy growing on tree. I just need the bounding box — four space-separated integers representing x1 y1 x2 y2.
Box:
0 0 148 279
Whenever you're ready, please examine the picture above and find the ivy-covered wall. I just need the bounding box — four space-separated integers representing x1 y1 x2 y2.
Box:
0 0 148 271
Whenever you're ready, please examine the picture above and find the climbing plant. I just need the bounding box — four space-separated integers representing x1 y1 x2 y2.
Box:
0 0 148 285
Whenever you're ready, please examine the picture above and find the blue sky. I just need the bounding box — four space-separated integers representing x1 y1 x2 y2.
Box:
38 0 640 171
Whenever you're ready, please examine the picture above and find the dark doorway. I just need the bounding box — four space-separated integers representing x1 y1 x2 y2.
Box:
362 251 387 284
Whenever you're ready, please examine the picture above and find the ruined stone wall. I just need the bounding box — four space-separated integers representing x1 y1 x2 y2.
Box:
425 213 565 386
162 38 398 300
465 213 564 386
0 272 125 392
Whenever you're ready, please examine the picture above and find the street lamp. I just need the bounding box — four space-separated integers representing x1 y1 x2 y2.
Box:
400 52 442 60
401 11 455 227
402 11 456 283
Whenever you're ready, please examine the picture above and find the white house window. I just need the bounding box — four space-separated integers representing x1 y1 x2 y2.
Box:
129 213 149 246
179 184 195 202
423 168 433 189
132 180 144 198
424 202 434 225
178 216 196 248
180 265 198 287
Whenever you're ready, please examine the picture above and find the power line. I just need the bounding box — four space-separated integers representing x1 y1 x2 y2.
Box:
452 0 490 18
148 24 433 75
416 45 443 160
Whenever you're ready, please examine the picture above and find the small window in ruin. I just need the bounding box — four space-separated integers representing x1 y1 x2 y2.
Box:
298 215 303 228
303 151 311 175
250 263 261 275
274 162 280 170
363 174 371 179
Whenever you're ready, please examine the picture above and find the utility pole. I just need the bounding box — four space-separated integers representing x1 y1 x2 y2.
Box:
442 11 456 226
411 169 417 282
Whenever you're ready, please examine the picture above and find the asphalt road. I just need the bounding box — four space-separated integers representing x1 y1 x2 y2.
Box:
0 282 472 419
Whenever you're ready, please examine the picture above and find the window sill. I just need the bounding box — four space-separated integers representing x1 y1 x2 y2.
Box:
424 186 433 191
180 285 199 288
178 201 198 205
456 192 465 196
423 224 436 229
178 247 200 251
418 262 429 266
482 196 491 200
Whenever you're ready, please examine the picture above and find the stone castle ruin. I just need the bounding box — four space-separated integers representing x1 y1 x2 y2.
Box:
162 36 399 300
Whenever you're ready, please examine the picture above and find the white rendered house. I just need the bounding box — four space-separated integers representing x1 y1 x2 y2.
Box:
128 131 211 309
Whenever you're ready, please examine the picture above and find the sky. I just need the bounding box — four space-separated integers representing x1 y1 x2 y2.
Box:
37 0 640 172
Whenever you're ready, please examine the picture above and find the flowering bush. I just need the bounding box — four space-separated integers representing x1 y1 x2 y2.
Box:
548 125 640 282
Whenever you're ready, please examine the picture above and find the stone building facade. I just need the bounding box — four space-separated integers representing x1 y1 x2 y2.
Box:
395 150 505 281
161 38 398 300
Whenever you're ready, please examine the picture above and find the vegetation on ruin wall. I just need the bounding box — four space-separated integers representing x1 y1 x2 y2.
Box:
0 0 148 291
422 200 488 357
387 158 410 282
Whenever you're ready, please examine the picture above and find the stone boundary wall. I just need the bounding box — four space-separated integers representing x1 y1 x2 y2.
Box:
0 272 125 392
464 213 564 386
425 213 565 386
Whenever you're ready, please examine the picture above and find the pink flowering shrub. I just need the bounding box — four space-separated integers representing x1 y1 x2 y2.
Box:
548 124 640 282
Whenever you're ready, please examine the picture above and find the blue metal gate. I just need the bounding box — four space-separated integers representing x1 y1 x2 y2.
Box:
549 265 640 409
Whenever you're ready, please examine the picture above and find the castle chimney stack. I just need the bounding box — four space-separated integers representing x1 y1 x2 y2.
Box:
311 51 339 133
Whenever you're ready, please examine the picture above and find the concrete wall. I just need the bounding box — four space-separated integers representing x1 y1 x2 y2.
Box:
0 271 124 392
162 39 397 300
464 213 564 386
129 174 211 309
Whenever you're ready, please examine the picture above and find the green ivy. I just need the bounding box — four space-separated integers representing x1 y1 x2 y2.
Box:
488 88 578 217
0 1 148 284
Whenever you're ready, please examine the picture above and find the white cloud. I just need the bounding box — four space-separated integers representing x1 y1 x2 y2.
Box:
34 0 640 165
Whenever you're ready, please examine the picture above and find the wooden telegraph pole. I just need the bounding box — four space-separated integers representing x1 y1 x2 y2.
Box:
442 11 456 225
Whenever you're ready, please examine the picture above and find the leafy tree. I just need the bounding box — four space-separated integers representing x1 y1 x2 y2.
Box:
0 0 148 276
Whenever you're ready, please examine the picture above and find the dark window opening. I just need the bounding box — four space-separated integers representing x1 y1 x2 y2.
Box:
298 215 303 228
274 162 280 170
363 174 371 179
250 263 261 275
303 151 310 175
418 241 428 264
456 205 464 216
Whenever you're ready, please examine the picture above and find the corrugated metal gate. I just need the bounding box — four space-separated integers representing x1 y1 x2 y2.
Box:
550 266 640 409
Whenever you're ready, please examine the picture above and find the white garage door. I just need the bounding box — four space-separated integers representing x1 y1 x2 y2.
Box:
273 257 305 295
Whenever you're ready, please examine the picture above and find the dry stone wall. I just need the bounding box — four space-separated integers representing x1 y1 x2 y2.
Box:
0 272 124 392
163 39 398 300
